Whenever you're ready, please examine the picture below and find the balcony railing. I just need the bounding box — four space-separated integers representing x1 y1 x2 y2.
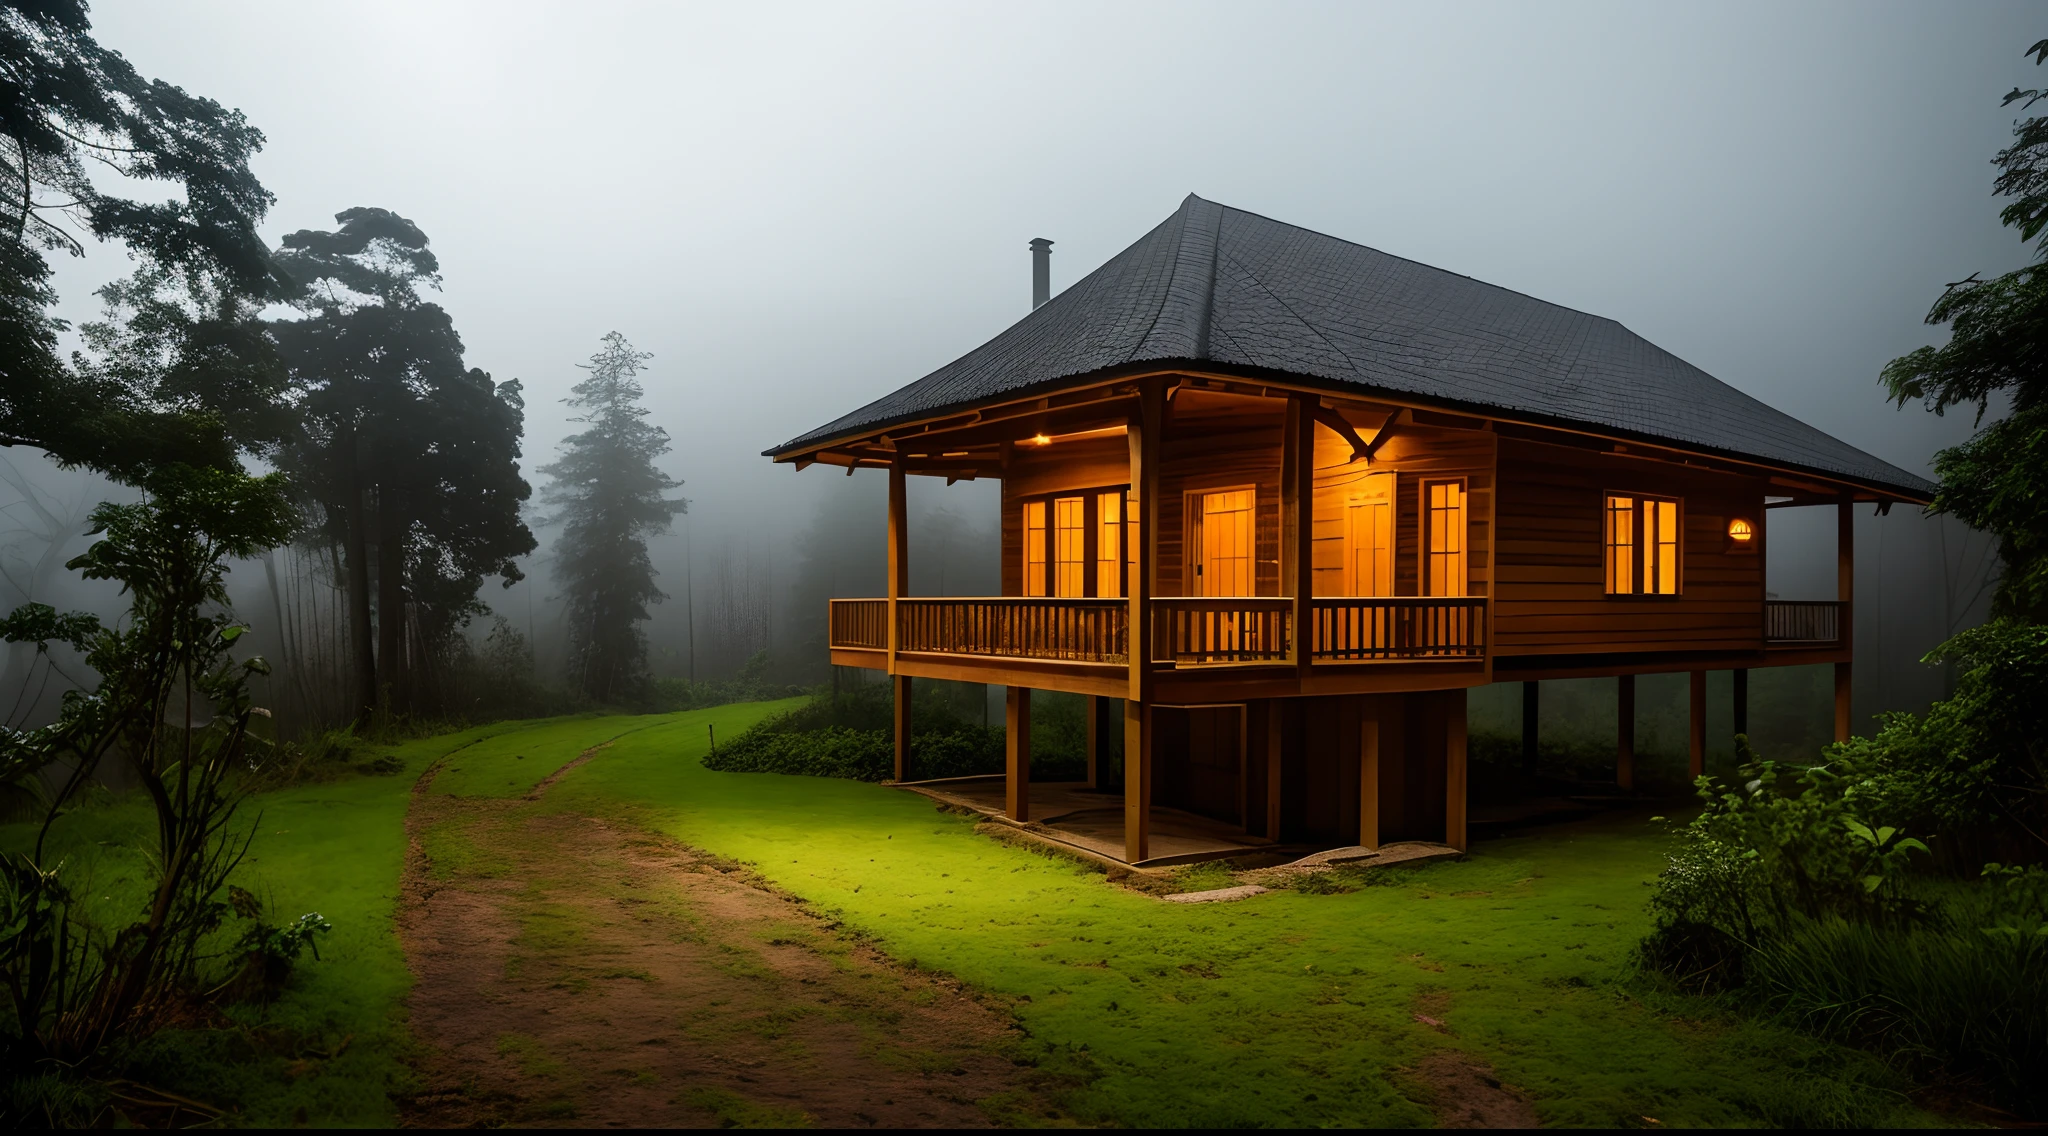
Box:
1766 600 1847 646
1150 598 1294 665
828 599 889 650
897 598 1128 664
1310 597 1488 660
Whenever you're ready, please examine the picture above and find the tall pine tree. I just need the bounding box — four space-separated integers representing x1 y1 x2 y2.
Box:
542 333 686 703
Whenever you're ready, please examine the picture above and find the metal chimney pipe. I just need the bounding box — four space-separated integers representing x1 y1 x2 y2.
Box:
1030 237 1053 309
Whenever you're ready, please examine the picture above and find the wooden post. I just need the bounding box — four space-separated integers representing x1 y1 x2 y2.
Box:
1084 694 1100 788
1282 394 1315 673
1265 702 1284 841
1359 708 1380 850
1688 669 1707 779
1124 379 1164 863
1520 680 1539 773
1617 673 1635 791
1733 668 1749 742
1445 690 1468 853
888 461 910 781
1005 686 1031 821
1835 499 1855 742
1124 699 1151 862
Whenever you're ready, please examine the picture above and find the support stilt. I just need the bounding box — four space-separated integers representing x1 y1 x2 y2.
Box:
1005 686 1031 821
1733 668 1749 742
1123 699 1151 863
1359 710 1380 850
1617 673 1635 792
1834 663 1853 743
892 675 911 782
1445 690 1468 853
1688 669 1707 779
1520 680 1539 773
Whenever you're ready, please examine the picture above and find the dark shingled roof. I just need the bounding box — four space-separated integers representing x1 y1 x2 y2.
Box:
770 194 1933 499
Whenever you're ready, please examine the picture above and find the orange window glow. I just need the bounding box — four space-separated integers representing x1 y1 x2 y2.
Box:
1605 495 1635 595
1605 494 1682 595
1425 480 1467 597
1023 500 1047 597
1054 496 1086 598
1097 492 1123 599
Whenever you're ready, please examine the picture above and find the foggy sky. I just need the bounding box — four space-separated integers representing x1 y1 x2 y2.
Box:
17 0 2046 721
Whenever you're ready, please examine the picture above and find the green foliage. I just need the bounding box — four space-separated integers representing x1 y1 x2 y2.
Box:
1 0 286 479
645 651 806 712
539 332 687 703
703 683 1043 782
271 207 535 718
1827 617 2048 864
0 462 298 1093
1643 736 2048 1114
1882 38 2048 618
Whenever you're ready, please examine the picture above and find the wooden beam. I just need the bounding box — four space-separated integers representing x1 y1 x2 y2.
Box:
889 461 909 781
1084 694 1099 788
1283 394 1315 678
1265 702 1284 842
1312 405 1371 463
1129 379 1163 702
1521 680 1539 773
1006 686 1031 821
1124 699 1151 863
1688 669 1707 779
1445 690 1468 853
1834 663 1853 743
1617 673 1635 792
1837 499 1855 743
1359 708 1380 851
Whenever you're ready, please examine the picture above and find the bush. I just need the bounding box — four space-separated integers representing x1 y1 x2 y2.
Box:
703 682 1085 783
646 650 806 712
1641 739 2048 1115
1828 618 2048 867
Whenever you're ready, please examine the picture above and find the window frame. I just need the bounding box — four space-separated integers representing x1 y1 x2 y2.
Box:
1603 491 1684 598
1421 477 1469 598
1016 486 1133 598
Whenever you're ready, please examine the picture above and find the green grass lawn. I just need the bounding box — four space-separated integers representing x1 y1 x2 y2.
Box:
535 709 1939 1129
7 701 1946 1126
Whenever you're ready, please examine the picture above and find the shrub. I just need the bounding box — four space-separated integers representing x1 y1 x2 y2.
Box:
1641 740 2048 1115
703 684 1084 783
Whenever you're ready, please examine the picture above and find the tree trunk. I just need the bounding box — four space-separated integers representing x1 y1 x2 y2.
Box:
342 436 378 721
377 486 408 716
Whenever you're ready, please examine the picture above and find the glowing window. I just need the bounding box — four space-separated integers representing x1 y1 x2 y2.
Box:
1604 495 1634 595
1097 492 1123 599
1054 496 1086 598
1605 494 1681 596
1424 480 1466 597
1023 500 1047 597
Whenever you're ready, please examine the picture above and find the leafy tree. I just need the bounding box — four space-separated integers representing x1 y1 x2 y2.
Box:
271 208 534 717
1 0 286 478
1883 38 2048 618
540 332 686 703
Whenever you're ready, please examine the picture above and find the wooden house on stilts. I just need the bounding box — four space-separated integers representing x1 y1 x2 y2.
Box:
764 195 1934 865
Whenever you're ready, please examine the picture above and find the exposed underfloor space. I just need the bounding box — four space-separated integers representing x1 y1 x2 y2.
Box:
898 776 1303 867
399 788 1049 1127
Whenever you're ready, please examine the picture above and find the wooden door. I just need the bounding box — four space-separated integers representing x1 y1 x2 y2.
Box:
1196 488 1255 597
1345 474 1395 596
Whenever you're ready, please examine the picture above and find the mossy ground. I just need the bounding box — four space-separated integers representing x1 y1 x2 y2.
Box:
8 701 1953 1126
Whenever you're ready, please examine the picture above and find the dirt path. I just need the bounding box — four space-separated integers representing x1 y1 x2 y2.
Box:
397 762 1047 1127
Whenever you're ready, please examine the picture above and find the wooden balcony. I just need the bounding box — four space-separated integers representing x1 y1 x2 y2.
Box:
1765 600 1847 647
829 596 1491 691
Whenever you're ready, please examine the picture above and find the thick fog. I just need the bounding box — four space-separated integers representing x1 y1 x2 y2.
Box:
4 0 2036 735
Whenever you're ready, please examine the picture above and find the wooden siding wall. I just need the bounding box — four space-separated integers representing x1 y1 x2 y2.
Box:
1493 437 1767 655
1311 422 1495 599
1156 405 1284 597
1272 692 1449 845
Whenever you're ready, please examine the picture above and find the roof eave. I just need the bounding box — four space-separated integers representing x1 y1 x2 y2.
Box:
765 358 1937 506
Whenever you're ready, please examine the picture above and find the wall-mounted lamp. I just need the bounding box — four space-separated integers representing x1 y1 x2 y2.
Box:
1726 516 1757 553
